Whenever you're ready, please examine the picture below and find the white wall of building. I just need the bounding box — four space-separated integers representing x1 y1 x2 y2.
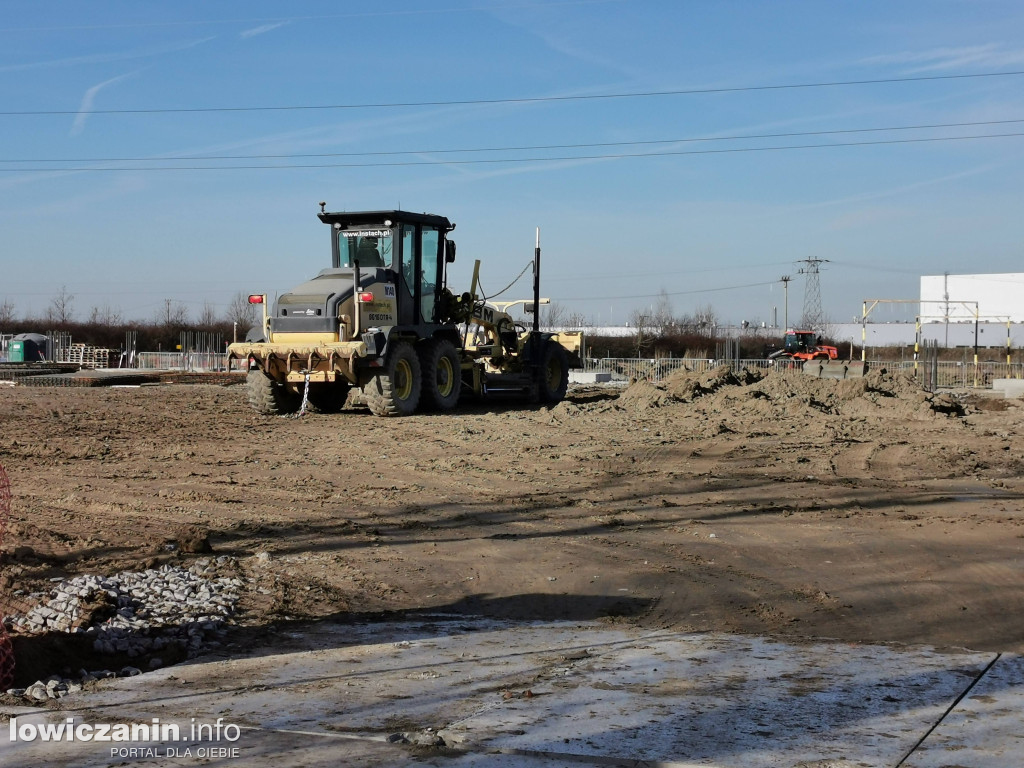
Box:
829 322 1024 348
920 273 1024 322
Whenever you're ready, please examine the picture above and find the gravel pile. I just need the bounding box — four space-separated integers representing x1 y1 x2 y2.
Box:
6 559 242 688
14 669 137 702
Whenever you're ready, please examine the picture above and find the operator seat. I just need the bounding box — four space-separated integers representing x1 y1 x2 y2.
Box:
356 238 384 268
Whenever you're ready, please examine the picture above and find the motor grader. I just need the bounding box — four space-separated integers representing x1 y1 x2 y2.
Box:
227 208 570 416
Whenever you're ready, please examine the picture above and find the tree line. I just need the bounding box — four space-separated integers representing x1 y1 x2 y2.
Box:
0 287 259 352
2 285 843 360
538 290 794 359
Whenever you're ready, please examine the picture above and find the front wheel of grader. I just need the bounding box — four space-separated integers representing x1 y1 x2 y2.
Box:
365 341 422 417
246 370 300 415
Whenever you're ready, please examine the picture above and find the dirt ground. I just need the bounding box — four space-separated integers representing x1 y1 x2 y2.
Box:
1 367 1022 686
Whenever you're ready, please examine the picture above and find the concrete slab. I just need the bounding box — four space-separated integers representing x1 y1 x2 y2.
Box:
569 371 612 383
3 618 1020 767
992 378 1024 398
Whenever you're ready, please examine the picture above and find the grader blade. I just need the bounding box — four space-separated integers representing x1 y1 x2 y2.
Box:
803 359 868 380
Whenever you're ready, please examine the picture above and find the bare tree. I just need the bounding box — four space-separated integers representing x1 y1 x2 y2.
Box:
816 316 836 339
87 303 123 325
0 298 15 327
628 308 653 356
541 300 567 329
197 301 218 327
693 303 718 338
224 291 258 330
651 289 676 336
156 298 189 327
565 311 590 329
47 285 75 325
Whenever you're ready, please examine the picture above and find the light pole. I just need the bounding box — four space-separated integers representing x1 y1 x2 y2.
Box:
780 275 791 330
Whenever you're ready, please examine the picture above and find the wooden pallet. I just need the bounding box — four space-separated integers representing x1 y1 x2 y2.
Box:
63 344 116 369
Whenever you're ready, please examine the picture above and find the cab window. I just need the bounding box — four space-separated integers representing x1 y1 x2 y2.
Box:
420 228 440 323
339 229 392 269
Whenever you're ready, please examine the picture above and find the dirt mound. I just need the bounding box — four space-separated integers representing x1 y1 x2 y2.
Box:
618 366 963 420
753 369 965 420
622 364 764 406
616 378 675 409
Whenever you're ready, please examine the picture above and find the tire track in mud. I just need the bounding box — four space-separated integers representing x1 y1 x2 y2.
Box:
825 439 915 484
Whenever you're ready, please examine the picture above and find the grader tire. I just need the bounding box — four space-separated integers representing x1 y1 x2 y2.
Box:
419 339 462 411
246 370 300 415
537 340 569 404
365 341 422 417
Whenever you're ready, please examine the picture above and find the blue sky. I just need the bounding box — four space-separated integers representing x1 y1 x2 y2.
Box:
2 0 1023 329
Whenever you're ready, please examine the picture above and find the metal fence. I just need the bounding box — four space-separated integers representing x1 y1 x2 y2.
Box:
873 360 1024 389
135 351 227 372
582 357 1024 389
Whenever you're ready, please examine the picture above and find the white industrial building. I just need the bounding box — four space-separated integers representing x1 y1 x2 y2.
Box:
803 272 1024 348
919 273 1024 322
549 273 1024 350
761 274 1024 348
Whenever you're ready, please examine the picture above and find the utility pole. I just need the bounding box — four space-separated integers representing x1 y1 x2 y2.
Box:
796 258 829 331
779 275 791 330
943 271 950 347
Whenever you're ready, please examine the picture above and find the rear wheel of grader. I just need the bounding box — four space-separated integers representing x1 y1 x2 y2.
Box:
537 339 569 403
246 370 300 415
419 338 462 411
365 341 422 416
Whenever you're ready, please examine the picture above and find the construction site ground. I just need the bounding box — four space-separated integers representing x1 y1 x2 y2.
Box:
1 366 1023 765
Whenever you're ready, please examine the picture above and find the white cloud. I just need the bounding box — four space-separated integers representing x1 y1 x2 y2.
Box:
806 162 1004 212
240 22 288 39
487 4 644 80
0 37 215 74
861 44 1024 73
70 73 135 136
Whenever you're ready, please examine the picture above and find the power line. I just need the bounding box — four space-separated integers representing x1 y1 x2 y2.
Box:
558 279 780 302
2 131 1021 172
2 70 1022 117
5 118 1023 164
829 259 922 276
544 260 795 283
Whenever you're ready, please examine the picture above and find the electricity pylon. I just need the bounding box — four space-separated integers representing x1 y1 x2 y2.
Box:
797 258 829 331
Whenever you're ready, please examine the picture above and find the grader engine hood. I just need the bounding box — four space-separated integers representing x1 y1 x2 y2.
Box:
271 270 349 334
269 268 382 336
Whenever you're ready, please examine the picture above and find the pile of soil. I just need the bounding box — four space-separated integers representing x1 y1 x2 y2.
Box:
622 366 965 420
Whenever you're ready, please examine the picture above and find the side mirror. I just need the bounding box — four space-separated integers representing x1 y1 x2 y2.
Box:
445 240 456 263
